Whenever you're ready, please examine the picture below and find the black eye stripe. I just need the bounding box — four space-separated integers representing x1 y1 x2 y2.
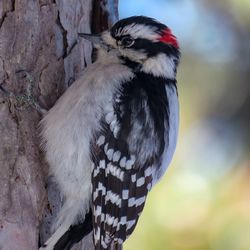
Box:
123 38 180 57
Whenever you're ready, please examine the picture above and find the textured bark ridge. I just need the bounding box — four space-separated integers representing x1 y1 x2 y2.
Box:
0 0 118 249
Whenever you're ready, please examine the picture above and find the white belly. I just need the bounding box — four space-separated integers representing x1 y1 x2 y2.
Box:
40 57 134 203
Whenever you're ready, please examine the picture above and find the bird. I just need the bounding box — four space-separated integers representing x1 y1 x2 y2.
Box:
39 15 180 250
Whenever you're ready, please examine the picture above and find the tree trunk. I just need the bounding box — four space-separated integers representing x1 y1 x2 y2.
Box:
0 1 118 249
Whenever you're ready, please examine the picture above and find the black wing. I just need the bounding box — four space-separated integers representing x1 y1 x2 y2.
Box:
91 73 170 249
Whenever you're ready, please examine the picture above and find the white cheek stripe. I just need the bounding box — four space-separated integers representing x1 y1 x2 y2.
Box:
136 177 145 187
142 53 176 79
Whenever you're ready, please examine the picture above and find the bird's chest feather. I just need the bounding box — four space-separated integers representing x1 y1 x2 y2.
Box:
40 60 134 194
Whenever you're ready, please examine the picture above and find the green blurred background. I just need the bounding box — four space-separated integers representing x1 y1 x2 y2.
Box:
119 0 250 249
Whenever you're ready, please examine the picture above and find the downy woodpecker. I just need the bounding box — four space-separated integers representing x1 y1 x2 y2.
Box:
40 16 180 250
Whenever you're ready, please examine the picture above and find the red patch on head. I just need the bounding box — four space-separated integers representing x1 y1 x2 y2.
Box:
159 28 179 49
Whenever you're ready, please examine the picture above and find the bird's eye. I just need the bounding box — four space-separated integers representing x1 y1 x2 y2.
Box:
120 36 135 47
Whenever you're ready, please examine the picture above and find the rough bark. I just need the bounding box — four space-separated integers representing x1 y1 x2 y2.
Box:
0 0 118 249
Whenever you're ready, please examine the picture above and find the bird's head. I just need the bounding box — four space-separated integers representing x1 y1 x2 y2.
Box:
79 16 180 78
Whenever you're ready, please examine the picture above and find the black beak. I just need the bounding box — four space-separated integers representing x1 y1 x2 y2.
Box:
78 33 107 49
78 33 101 44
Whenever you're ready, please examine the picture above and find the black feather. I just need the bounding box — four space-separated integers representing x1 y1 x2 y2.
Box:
53 211 93 250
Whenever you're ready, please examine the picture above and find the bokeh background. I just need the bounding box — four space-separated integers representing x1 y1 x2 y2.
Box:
119 1 250 249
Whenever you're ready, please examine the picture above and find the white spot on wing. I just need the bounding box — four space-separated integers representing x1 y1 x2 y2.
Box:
119 156 126 168
136 177 145 187
106 148 114 160
97 135 105 146
101 212 105 222
128 196 146 207
113 124 120 138
104 143 109 154
126 155 135 169
113 218 119 227
107 163 124 181
110 119 117 132
122 190 129 199
95 205 102 216
97 182 106 194
113 150 121 162
147 183 152 190
93 168 100 177
120 216 127 225
128 197 135 207
94 228 100 244
131 174 136 182
106 214 115 225
115 94 121 103
106 190 122 207
135 196 146 206
93 190 98 201
144 166 152 177
118 238 123 244
105 112 114 124
99 160 106 169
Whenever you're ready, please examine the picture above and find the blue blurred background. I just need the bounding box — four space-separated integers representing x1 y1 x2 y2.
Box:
119 1 250 249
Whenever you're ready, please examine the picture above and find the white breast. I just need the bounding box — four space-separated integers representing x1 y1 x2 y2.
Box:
40 51 134 206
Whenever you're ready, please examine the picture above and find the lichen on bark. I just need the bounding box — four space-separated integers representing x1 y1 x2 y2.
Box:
0 0 118 249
